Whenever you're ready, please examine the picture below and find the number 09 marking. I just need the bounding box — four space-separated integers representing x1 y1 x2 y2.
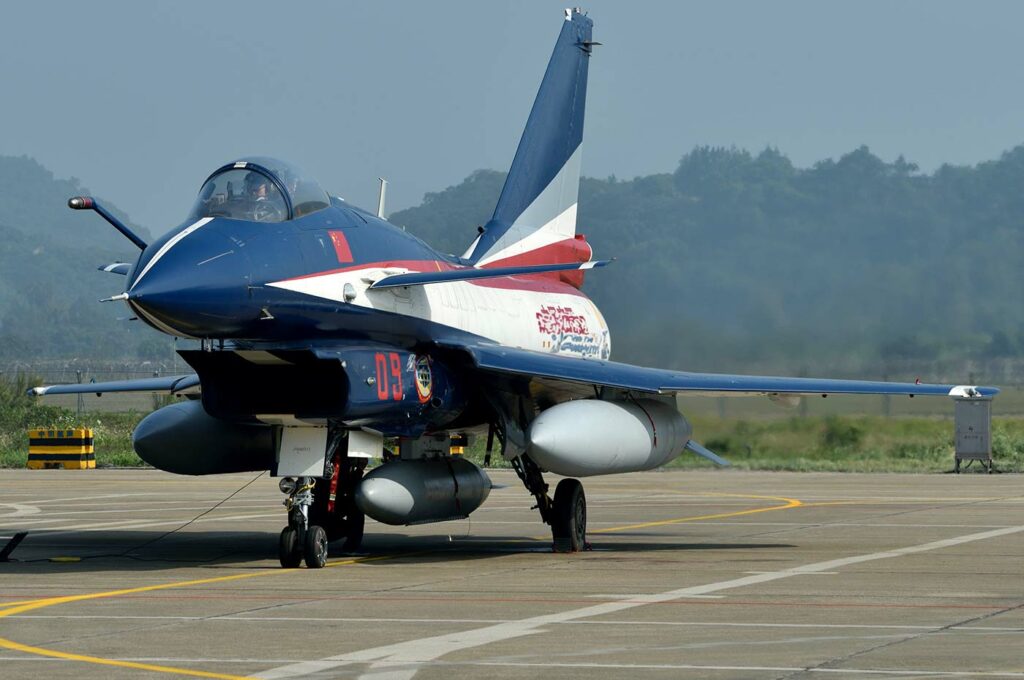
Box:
374 351 404 401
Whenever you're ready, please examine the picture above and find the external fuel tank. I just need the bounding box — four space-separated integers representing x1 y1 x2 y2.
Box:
354 457 492 525
527 399 692 477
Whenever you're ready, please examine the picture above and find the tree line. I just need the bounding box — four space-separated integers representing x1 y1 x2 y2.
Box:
391 144 1024 375
2 145 1022 377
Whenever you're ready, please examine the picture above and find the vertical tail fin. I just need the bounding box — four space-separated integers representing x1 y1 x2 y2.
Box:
464 8 594 269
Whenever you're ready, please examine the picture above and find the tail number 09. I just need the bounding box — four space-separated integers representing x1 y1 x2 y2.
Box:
374 352 404 401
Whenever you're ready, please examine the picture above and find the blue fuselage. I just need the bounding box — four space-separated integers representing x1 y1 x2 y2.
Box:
125 199 462 347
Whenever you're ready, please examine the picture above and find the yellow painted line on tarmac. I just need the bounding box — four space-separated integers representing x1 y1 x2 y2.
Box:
0 554 397 680
0 597 60 607
0 636 250 680
0 493 814 678
592 492 803 533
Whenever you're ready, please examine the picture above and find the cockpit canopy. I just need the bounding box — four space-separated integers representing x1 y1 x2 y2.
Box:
189 157 330 223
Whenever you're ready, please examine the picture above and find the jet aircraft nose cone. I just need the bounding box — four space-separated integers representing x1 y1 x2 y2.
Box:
127 224 253 337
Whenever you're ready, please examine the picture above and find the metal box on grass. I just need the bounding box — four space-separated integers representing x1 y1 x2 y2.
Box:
953 397 992 473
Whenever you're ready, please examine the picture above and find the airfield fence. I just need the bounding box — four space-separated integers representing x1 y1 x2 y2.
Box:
4 359 1024 418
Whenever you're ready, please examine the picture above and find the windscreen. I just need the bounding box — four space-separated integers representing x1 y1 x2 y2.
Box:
189 168 288 223
240 157 330 218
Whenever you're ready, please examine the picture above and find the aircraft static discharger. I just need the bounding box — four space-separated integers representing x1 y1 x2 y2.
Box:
34 8 998 568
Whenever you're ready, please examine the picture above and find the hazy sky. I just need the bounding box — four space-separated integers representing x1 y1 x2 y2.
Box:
2 1 1022 234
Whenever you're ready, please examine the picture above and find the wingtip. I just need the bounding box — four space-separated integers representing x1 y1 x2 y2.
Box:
948 385 998 398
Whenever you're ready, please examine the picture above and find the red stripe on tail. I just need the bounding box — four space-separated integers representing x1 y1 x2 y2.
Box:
481 235 593 288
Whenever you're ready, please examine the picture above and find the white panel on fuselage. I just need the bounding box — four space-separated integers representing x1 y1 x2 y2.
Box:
268 267 611 360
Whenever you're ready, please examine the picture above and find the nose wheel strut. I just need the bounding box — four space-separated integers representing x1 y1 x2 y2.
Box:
279 477 327 568
277 453 366 569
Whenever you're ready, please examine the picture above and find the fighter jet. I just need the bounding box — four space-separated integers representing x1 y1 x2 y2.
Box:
33 9 997 568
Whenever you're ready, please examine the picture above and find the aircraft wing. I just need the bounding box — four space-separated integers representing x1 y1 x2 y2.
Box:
440 341 999 399
98 262 132 275
27 342 999 401
29 374 200 397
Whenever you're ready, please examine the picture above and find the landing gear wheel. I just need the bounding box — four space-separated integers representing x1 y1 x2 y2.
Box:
278 527 302 568
341 511 365 553
309 455 367 552
551 478 587 553
304 525 328 568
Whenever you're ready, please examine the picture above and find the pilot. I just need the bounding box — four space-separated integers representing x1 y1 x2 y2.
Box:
243 172 285 222
244 172 273 201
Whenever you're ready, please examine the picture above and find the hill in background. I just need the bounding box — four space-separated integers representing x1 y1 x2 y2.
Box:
2 146 1021 379
0 155 167 360
391 145 1024 376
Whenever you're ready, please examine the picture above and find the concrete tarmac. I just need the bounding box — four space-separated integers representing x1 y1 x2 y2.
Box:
0 468 1021 679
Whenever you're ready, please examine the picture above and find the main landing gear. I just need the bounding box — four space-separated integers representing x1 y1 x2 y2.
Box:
277 455 366 569
513 454 589 552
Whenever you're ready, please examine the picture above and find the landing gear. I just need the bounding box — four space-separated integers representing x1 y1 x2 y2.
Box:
310 456 367 553
513 455 589 552
278 526 301 568
276 453 367 568
303 525 329 569
552 478 587 552
278 476 323 568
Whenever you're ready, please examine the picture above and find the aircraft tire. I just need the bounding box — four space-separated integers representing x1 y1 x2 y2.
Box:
304 525 329 568
278 527 302 568
551 478 586 552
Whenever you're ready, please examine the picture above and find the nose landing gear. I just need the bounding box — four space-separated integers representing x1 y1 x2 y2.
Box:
279 477 325 568
277 454 367 569
311 456 366 554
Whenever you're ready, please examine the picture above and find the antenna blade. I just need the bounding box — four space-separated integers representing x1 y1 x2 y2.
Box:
376 177 388 218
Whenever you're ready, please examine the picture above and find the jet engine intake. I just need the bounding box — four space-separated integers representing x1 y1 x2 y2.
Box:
354 457 491 525
527 399 692 477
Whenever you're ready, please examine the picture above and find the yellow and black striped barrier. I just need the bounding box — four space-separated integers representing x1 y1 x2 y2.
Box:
450 433 468 456
27 428 95 469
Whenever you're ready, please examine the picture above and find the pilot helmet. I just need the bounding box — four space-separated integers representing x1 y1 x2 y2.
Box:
244 172 272 198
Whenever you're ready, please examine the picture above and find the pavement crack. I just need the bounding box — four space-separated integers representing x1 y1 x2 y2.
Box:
771 600 1024 680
